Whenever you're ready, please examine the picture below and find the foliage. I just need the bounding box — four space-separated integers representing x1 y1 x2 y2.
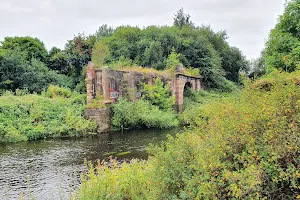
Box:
65 33 96 79
47 47 70 74
21 58 73 93
92 41 110 67
0 36 48 63
264 0 300 72
0 86 96 143
141 78 175 111
111 98 178 129
173 8 194 28
76 71 300 199
0 49 72 93
98 24 248 88
165 48 182 69
181 89 238 125
249 51 266 78
95 24 115 42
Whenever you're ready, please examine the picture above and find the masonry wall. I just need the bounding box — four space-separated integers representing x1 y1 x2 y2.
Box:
85 62 203 131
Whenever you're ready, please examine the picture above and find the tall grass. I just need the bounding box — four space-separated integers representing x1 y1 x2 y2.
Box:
0 85 96 143
75 71 300 199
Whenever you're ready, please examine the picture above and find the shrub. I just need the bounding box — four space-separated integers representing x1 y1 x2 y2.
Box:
141 78 175 111
0 86 96 143
111 98 178 129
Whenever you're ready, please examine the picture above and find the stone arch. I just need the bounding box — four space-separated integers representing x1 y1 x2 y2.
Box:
174 75 202 112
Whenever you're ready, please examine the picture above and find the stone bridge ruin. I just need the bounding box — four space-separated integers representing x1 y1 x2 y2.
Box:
86 62 202 112
85 62 203 131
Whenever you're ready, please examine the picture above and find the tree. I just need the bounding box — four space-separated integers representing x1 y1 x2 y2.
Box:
0 49 26 91
92 41 110 67
47 47 70 74
0 49 72 93
95 24 114 42
65 33 96 78
165 48 181 69
173 8 194 28
0 36 48 63
264 0 300 72
249 51 266 78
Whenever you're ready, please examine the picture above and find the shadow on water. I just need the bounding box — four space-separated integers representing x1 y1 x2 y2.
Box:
0 127 182 200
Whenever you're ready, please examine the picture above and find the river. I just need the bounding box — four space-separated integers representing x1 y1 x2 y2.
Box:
0 128 180 200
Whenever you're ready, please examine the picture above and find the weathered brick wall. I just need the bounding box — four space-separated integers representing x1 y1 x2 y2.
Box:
85 62 203 131
84 108 111 132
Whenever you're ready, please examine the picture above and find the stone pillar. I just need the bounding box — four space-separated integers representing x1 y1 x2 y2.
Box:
191 79 196 90
102 70 110 100
175 76 185 113
197 80 202 91
86 62 95 104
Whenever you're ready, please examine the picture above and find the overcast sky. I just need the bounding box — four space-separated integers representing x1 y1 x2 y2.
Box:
0 0 286 59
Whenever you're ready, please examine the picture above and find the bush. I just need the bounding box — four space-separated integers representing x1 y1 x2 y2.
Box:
0 86 96 143
141 78 175 111
111 98 179 129
76 71 300 199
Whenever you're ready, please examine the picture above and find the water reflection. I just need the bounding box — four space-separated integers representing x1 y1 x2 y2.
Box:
0 128 180 200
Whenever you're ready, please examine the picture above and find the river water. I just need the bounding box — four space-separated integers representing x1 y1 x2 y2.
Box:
0 128 180 200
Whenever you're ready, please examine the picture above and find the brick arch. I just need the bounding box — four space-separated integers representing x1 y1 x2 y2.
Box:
173 74 202 112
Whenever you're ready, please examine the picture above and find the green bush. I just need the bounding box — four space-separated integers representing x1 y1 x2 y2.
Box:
0 86 96 143
141 78 175 111
111 98 179 129
76 71 300 199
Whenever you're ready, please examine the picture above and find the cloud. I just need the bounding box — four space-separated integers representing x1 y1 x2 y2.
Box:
0 0 286 59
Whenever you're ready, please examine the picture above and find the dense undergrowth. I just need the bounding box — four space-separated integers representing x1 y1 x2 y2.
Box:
0 85 96 143
111 98 179 129
76 71 300 199
111 78 179 130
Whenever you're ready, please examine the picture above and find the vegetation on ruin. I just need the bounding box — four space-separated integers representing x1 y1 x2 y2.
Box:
111 78 179 129
0 86 96 143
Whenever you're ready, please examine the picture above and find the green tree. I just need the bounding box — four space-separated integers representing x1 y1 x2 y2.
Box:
91 41 110 67
249 51 266 78
165 48 181 69
47 47 70 74
264 0 300 72
0 36 48 63
173 8 194 28
21 58 73 93
65 33 96 78
95 24 115 41
0 49 26 91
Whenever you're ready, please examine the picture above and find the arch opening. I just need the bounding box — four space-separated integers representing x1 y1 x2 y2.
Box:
182 82 194 111
183 82 193 97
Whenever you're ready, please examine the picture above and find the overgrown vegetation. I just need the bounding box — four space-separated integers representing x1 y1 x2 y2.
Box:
76 71 300 199
111 98 178 130
0 86 96 143
111 78 178 129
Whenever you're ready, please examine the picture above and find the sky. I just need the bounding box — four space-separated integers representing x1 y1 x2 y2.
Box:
0 0 286 59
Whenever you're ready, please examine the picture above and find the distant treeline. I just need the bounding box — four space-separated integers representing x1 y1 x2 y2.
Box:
0 9 250 94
